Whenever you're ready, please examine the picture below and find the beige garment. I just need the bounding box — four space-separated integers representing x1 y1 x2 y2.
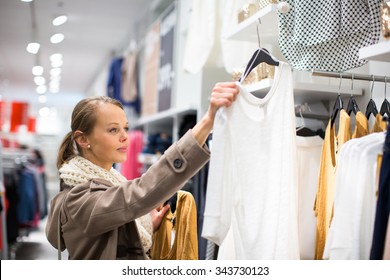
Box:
150 191 198 260
314 110 351 260
121 50 138 103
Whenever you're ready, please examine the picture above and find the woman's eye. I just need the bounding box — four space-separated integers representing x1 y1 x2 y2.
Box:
124 127 129 132
109 128 118 133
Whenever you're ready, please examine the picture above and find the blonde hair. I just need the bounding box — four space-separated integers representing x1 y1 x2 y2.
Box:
56 96 124 169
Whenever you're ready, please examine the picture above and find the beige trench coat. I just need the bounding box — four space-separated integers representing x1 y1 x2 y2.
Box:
45 131 210 259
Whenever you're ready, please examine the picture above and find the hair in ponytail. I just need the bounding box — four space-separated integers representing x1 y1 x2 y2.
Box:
56 96 124 169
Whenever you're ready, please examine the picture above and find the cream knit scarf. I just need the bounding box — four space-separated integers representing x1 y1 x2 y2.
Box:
59 156 153 254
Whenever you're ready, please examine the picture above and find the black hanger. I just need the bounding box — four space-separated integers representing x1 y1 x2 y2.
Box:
239 48 279 83
346 74 360 116
331 94 343 126
380 77 389 118
346 96 360 116
380 99 390 118
164 192 178 213
240 19 279 83
365 99 378 119
330 74 344 127
365 75 378 119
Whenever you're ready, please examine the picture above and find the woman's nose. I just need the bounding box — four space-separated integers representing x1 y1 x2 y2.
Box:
120 129 128 142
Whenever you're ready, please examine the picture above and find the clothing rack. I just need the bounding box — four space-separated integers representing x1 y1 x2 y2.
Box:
312 70 388 83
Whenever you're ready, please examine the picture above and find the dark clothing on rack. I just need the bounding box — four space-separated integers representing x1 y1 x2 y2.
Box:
370 123 390 259
107 57 141 114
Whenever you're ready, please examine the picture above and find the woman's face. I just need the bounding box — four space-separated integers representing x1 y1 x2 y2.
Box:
84 102 129 170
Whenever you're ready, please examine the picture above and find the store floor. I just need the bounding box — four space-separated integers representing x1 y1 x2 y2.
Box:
10 217 68 260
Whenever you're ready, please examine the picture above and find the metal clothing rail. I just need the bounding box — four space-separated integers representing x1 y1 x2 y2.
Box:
312 70 388 83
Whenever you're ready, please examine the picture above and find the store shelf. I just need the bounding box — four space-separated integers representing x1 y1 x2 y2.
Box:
245 78 363 103
359 40 390 62
135 107 197 126
224 4 278 42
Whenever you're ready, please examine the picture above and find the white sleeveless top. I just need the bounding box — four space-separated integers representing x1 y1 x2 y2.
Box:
202 62 300 259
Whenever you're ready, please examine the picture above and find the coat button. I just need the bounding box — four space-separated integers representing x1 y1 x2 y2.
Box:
173 159 182 169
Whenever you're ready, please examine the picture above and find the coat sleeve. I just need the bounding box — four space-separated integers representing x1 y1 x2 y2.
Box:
63 130 210 235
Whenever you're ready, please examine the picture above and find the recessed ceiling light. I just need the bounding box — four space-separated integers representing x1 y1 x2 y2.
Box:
50 53 63 62
26 42 40 54
52 15 68 26
39 107 50 117
32 65 44 76
50 33 64 44
34 76 45 86
50 68 62 76
36 85 47 94
38 95 47 103
51 60 63 68
20 0 33 2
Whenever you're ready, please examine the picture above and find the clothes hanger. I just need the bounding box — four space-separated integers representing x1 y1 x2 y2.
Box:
380 76 390 118
346 74 360 116
331 73 344 127
239 19 279 83
365 75 378 119
164 192 178 213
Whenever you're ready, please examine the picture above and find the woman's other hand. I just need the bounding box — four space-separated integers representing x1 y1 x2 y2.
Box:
150 204 170 232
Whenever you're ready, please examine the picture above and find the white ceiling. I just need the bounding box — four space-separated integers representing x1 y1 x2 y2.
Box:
0 0 160 107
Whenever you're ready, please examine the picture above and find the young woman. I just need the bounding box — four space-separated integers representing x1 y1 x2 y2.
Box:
45 82 239 259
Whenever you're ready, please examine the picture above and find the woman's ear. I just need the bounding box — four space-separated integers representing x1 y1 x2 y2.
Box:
74 130 90 149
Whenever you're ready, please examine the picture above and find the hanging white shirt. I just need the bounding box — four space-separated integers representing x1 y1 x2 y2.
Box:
324 132 385 259
202 62 300 259
296 135 324 259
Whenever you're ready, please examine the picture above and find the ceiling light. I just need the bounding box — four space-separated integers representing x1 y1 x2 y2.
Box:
20 0 33 2
51 60 63 68
50 33 64 44
26 42 40 54
52 15 68 26
50 53 63 62
50 87 60 93
50 68 62 76
36 85 47 94
39 107 50 117
32 65 43 76
34 76 45 86
38 95 47 103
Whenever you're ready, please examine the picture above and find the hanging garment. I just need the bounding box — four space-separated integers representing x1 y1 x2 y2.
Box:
183 0 258 74
202 62 300 259
352 111 369 139
296 135 324 259
324 132 385 259
278 0 381 71
150 191 198 260
121 50 139 104
370 123 390 259
120 130 144 180
314 110 351 259
372 113 387 133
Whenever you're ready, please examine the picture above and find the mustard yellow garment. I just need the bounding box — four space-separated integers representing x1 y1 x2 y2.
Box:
314 110 351 260
371 113 387 133
150 190 198 260
352 111 369 138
